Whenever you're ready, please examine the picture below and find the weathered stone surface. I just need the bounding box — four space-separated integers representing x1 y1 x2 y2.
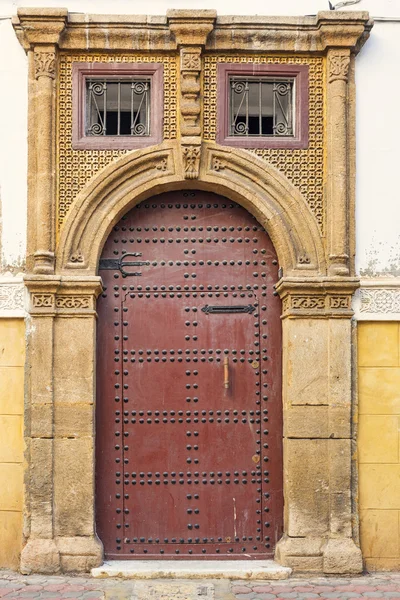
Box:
323 538 363 574
20 538 60 574
54 317 95 404
29 438 53 538
285 439 330 537
54 438 94 537
54 404 93 437
57 536 103 573
285 319 329 406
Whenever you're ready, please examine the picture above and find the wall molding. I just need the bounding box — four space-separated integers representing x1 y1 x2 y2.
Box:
0 274 26 318
353 278 400 320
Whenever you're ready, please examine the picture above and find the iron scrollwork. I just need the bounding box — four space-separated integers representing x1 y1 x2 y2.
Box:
230 76 293 137
86 79 150 137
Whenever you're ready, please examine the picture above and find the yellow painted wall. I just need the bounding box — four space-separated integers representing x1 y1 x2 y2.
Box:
0 319 24 568
358 322 400 571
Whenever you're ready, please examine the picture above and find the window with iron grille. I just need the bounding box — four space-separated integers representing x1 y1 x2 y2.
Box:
217 63 309 149
229 77 294 138
86 78 151 137
72 63 163 150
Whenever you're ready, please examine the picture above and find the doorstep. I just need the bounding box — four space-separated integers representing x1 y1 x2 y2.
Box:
91 559 292 580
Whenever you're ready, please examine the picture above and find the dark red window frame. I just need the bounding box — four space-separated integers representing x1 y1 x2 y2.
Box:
216 62 309 149
72 62 163 150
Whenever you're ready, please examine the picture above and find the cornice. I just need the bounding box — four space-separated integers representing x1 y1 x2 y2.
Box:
13 9 372 54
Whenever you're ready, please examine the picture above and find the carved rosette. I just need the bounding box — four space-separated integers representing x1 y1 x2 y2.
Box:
34 51 56 79
328 51 350 84
180 47 202 136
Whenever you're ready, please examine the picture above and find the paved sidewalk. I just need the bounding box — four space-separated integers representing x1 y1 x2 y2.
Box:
1 569 400 599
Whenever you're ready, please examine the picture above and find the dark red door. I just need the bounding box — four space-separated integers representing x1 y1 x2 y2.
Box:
96 191 282 559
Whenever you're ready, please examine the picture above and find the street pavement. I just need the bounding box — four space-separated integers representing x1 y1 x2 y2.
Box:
1 569 400 599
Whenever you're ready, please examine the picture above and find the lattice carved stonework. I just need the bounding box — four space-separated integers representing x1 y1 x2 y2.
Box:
203 55 325 232
57 53 178 230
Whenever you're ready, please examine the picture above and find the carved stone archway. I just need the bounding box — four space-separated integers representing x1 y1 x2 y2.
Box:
57 141 326 278
23 140 361 574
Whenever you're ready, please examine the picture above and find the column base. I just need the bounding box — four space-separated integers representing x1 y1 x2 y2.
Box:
323 538 363 574
275 535 324 572
20 538 60 574
56 536 104 573
275 535 363 574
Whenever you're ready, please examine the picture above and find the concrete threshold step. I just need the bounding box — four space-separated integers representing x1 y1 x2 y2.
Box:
91 559 292 580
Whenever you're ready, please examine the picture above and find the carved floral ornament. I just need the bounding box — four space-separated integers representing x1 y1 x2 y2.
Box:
328 51 350 83
34 51 56 79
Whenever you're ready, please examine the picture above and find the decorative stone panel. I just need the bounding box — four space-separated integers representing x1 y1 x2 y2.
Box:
353 279 400 320
203 55 325 232
57 53 178 229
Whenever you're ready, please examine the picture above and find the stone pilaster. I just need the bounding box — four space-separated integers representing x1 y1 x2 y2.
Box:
22 277 103 574
326 49 351 277
168 10 216 178
275 277 362 573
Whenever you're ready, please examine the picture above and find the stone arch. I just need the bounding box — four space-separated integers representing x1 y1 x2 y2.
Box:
57 140 326 277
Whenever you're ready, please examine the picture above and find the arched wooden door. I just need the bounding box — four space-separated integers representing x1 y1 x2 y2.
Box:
96 190 283 560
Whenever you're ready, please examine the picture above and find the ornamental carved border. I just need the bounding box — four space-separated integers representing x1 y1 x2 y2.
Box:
31 293 95 312
57 53 178 230
203 55 325 232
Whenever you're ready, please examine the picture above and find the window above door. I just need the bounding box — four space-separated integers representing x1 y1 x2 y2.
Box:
72 62 163 150
216 63 309 149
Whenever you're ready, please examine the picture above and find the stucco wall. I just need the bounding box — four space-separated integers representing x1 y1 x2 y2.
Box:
358 322 400 571
0 319 24 569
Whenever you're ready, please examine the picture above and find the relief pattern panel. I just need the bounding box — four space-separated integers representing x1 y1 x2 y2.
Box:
57 53 178 229
203 55 325 232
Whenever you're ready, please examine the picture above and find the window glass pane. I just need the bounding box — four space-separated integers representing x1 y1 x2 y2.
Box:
229 76 294 138
85 78 151 137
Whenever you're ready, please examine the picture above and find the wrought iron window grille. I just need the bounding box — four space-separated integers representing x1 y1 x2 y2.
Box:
229 76 294 138
86 78 151 137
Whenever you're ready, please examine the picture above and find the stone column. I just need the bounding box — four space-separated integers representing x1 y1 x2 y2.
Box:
326 49 351 277
32 49 57 274
274 278 363 574
22 278 103 574
14 9 67 274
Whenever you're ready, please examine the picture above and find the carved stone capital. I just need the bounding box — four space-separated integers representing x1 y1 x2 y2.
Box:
276 277 359 318
328 50 350 84
34 51 56 79
25 276 102 315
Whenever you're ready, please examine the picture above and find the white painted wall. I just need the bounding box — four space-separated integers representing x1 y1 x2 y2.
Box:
0 0 399 274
